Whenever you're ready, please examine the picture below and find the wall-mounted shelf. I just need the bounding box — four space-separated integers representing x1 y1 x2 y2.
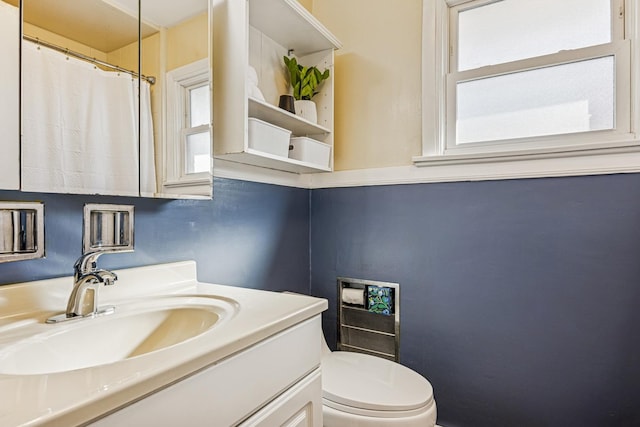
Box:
337 278 400 362
212 0 340 175
248 0 342 55
220 148 331 174
249 97 330 136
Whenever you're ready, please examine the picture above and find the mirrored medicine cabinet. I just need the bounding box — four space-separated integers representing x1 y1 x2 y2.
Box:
0 0 212 199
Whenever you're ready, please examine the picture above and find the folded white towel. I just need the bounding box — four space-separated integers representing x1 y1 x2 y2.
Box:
247 66 266 101
247 66 259 85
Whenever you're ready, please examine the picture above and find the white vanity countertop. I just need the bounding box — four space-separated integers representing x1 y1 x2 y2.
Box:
0 261 327 427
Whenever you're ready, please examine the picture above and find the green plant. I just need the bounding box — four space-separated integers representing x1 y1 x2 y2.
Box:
283 56 330 101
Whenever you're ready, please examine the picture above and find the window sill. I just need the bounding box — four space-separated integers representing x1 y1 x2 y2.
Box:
160 176 212 198
305 141 640 189
414 139 640 165
380 139 640 185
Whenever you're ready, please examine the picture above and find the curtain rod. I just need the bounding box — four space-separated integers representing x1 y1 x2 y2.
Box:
23 35 156 85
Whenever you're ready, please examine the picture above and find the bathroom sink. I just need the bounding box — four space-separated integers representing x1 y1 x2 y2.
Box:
0 295 238 375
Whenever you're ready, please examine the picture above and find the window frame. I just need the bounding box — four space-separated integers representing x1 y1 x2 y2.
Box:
163 58 212 195
416 0 640 171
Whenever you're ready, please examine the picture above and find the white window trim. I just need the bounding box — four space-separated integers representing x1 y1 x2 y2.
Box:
162 58 212 196
415 0 640 176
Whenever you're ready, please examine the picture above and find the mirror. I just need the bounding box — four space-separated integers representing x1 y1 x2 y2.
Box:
17 0 212 199
0 0 19 191
139 0 212 198
18 0 147 196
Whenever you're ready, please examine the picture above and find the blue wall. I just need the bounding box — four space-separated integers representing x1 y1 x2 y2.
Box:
3 173 640 426
0 178 310 293
310 173 640 427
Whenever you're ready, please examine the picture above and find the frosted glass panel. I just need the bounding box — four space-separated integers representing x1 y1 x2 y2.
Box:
186 131 210 174
458 0 611 71
456 56 614 144
189 85 210 127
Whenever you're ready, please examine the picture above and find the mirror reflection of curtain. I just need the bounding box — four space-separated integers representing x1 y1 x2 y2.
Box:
0 1 19 191
139 79 156 196
21 40 156 196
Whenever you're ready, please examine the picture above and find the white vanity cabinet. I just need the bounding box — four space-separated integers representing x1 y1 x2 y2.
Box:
90 316 324 427
212 0 341 173
0 1 19 190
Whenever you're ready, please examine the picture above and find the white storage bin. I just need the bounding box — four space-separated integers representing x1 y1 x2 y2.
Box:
248 117 291 158
289 137 331 168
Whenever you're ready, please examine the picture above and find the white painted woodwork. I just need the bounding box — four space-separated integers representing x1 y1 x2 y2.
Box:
90 316 323 426
240 369 322 427
212 0 340 174
0 1 19 190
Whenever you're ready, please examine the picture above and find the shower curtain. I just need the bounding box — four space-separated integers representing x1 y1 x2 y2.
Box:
21 40 156 196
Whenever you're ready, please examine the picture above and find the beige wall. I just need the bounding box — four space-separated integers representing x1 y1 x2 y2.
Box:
166 12 208 71
312 0 422 171
298 0 313 12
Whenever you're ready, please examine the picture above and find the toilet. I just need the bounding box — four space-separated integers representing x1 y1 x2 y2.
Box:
320 336 437 426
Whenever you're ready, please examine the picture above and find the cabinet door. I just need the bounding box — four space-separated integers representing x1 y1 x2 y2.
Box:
0 1 19 190
20 0 140 196
142 0 213 199
240 369 323 427
88 317 322 427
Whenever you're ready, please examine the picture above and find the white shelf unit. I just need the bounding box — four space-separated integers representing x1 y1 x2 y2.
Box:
212 0 341 173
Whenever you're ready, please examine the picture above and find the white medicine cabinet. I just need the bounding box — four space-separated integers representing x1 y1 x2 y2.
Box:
0 0 19 191
212 0 341 173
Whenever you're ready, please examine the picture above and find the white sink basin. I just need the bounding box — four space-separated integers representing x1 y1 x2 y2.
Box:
0 295 238 375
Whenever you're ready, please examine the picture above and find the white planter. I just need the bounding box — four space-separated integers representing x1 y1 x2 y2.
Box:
294 100 317 123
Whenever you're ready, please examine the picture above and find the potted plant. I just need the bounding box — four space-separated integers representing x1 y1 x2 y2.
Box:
283 56 330 123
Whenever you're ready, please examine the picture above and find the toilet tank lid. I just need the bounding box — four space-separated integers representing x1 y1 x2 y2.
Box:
321 351 434 411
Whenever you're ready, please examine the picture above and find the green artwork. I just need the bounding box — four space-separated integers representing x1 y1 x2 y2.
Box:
367 286 392 316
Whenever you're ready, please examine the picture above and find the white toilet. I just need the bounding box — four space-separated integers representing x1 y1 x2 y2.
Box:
320 336 437 426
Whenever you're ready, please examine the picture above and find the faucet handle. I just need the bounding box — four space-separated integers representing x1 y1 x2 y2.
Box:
94 269 118 286
73 252 102 278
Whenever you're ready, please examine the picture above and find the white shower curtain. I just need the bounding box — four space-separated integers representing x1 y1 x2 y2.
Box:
21 41 156 196
138 78 156 196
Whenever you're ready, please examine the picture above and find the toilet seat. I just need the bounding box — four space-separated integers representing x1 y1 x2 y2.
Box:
321 351 434 415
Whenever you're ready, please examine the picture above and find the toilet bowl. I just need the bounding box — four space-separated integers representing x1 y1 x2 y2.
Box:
321 336 437 427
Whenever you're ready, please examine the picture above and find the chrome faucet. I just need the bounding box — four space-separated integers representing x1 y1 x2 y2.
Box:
46 204 134 324
46 252 118 324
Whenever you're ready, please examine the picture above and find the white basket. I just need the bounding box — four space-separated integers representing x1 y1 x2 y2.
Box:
248 118 291 158
289 137 331 168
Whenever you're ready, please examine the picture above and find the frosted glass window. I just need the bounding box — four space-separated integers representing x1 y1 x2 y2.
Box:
186 131 210 174
456 56 614 144
189 85 210 127
457 0 611 71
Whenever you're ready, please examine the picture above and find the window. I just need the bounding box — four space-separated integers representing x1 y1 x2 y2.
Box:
184 84 211 174
163 58 212 195
417 0 640 173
